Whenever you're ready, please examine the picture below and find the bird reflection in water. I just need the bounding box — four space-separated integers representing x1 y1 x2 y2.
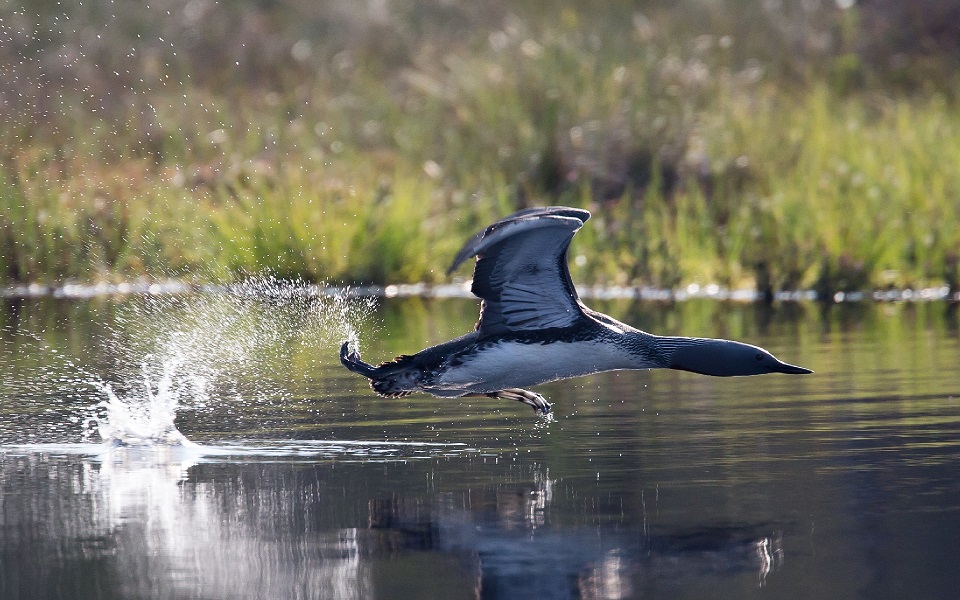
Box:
0 450 783 599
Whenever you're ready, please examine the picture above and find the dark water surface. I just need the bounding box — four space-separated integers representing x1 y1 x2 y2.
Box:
2 293 960 599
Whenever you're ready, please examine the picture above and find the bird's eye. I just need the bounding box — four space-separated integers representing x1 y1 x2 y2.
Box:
754 353 763 361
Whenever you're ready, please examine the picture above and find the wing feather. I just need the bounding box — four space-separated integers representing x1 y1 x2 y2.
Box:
447 207 591 336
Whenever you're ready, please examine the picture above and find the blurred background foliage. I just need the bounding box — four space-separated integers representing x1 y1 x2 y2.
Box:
2 0 960 296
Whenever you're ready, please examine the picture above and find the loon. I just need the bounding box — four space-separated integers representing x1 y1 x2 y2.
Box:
340 206 811 414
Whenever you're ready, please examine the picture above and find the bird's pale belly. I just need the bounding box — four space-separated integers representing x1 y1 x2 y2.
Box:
429 340 638 394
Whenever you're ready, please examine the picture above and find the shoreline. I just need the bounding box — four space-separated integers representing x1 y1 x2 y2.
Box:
2 279 955 304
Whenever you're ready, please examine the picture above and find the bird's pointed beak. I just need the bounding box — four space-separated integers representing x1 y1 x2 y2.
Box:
772 360 813 375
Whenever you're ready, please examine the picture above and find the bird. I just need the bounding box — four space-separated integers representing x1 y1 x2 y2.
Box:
340 206 811 414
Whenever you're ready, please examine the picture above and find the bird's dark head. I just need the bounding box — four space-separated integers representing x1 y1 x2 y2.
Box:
668 338 812 377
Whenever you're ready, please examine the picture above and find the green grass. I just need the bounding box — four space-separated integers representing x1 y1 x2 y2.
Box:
3 0 960 294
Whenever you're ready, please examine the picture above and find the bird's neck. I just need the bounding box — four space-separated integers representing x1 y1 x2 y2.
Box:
621 332 717 373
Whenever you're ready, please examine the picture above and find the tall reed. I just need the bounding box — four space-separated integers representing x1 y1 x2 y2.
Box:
4 0 960 294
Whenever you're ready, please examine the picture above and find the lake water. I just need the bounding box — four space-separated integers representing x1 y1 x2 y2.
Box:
2 286 960 599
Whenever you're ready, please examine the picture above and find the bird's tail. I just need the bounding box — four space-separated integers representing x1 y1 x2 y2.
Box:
339 342 419 397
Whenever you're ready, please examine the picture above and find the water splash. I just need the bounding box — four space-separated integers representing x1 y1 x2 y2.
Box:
55 276 376 447
85 359 195 447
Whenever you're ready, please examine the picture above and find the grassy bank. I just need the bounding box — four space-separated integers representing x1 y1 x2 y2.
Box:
3 0 960 295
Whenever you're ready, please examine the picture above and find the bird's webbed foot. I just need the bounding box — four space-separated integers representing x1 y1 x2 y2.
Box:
339 341 379 378
477 388 552 415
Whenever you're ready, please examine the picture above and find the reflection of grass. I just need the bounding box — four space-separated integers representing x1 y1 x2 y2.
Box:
4 1 960 293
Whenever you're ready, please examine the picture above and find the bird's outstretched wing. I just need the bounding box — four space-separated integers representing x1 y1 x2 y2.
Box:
447 206 591 336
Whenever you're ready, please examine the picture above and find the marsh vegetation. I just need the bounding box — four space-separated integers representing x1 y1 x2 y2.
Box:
3 0 960 297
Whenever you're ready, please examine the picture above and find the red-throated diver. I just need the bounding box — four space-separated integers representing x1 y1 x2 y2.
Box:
340 206 811 414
